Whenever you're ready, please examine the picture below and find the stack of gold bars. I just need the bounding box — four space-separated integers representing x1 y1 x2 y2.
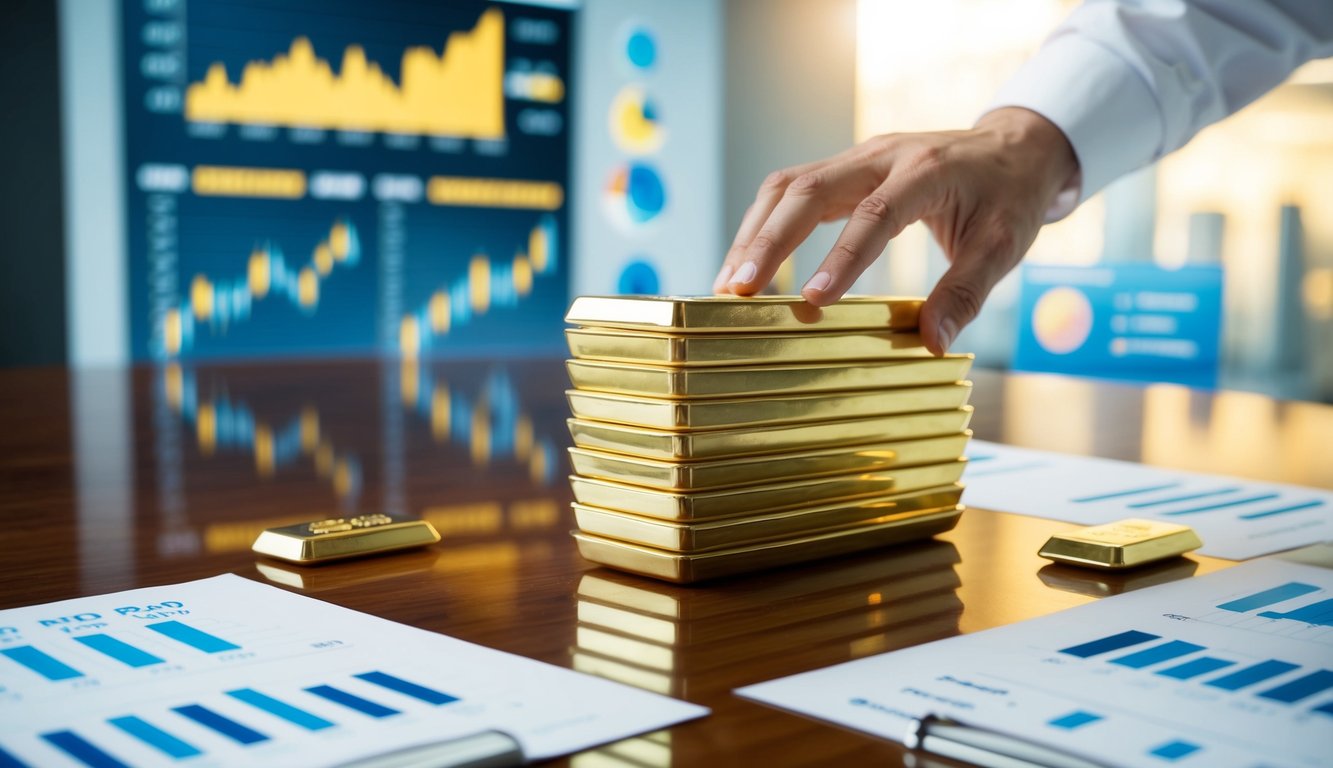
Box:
563 295 974 583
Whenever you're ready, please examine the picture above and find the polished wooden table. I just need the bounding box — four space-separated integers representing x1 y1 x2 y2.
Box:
3 360 1331 766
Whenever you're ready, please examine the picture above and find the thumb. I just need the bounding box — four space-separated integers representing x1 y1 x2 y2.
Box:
919 239 1015 355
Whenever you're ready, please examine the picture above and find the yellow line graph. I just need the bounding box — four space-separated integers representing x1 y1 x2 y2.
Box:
185 8 505 138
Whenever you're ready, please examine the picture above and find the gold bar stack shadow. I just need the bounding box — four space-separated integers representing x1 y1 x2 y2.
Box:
563 296 975 583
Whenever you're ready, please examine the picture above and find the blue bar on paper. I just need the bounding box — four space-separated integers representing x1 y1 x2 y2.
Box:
1071 484 1180 503
0 746 28 768
1127 488 1238 508
146 621 240 653
1205 660 1300 691
1240 500 1326 520
305 685 399 718
172 705 268 744
1149 740 1201 761
75 635 163 668
1257 670 1333 704
1059 630 1160 658
1259 598 1333 627
107 716 201 759
227 688 335 730
355 671 459 705
1111 640 1205 669
1315 700 1333 716
0 646 83 681
1047 711 1102 730
1156 657 1234 680
41 731 130 768
1162 493 1280 516
1217 582 1320 613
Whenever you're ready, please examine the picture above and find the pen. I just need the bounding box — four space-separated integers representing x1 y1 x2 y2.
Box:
332 730 524 768
905 714 1114 768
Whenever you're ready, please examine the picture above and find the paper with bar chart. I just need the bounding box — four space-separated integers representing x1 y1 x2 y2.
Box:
0 575 705 767
960 440 1332 559
740 558 1333 768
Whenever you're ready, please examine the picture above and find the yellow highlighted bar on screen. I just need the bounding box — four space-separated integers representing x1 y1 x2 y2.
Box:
193 165 307 198
426 176 564 210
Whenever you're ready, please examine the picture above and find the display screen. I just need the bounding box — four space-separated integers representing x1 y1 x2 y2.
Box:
123 0 572 361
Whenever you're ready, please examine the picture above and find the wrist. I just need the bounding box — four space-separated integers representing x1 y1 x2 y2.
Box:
975 107 1079 203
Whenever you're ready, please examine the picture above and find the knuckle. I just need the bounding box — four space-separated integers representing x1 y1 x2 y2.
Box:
939 281 985 322
785 172 824 196
828 241 864 267
909 145 946 175
760 170 794 193
853 195 893 225
749 231 781 255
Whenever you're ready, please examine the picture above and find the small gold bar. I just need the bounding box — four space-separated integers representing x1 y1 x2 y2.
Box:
568 433 973 491
566 327 931 366
565 295 923 333
565 357 974 399
570 463 966 520
566 383 972 431
1038 518 1202 570
251 514 440 565
573 484 964 551
567 407 973 460
572 505 964 583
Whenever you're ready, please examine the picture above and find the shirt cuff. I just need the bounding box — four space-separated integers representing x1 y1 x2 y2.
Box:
985 32 1164 221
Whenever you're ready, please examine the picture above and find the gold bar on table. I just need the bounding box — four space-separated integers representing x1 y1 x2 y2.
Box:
570 462 967 520
567 407 973 460
572 505 964 583
566 383 972 431
573 484 964 551
251 514 440 564
565 295 923 333
568 433 973 491
566 327 931 366
1038 518 1202 570
565 356 974 399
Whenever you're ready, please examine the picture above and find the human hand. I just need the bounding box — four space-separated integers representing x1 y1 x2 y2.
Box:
713 107 1078 354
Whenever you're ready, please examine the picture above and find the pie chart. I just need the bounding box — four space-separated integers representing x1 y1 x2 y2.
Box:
609 85 664 154
1032 286 1094 354
603 163 667 228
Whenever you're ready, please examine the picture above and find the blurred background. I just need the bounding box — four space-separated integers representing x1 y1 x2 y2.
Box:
2 0 1329 401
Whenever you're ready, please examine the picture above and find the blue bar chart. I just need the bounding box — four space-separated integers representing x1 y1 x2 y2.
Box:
145 620 240 653
74 634 164 668
0 646 83 681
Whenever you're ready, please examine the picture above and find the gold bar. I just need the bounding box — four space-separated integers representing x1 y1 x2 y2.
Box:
1038 518 1202 570
568 433 972 491
566 383 971 431
566 327 931 366
570 462 966 520
565 295 923 333
566 356 974 399
572 505 964 583
573 484 964 551
251 514 440 564
567 407 973 460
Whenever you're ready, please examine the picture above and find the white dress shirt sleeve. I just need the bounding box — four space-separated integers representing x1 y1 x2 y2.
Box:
987 0 1333 220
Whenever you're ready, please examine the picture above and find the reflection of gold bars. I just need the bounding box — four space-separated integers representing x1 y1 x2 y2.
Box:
572 505 963 582
565 295 923 333
566 327 932 366
568 407 973 460
568 433 972 491
573 485 963 551
570 464 966 520
565 356 973 399
565 383 972 430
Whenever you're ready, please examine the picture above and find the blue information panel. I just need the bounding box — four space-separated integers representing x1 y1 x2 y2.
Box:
123 0 572 361
1013 264 1224 386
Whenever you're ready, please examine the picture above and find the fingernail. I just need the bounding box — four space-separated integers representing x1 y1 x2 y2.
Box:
712 264 734 293
729 262 757 286
937 317 958 353
803 272 831 293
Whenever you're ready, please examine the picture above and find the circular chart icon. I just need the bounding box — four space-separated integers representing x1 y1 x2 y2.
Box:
1032 286 1094 354
622 25 658 70
617 258 661 295
609 85 664 154
603 163 667 228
